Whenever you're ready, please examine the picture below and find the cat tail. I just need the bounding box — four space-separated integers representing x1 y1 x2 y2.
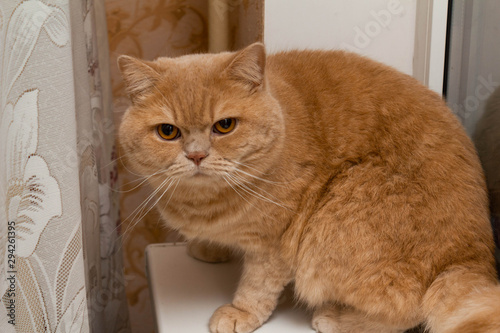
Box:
422 264 500 333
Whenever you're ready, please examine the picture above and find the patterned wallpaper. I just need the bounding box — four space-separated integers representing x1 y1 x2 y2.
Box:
105 1 262 331
229 0 263 51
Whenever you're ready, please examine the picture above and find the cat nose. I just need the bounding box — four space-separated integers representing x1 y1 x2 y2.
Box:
186 151 208 166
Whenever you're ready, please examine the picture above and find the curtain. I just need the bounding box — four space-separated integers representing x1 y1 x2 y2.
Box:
0 0 129 332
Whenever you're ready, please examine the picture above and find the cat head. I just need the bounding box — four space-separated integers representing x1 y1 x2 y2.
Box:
117 43 284 188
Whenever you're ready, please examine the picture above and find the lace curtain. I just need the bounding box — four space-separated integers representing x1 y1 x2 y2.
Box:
0 0 129 332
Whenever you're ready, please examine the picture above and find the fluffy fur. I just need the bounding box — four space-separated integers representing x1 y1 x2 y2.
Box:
118 43 500 333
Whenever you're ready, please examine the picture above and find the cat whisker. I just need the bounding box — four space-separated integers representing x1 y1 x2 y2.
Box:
158 177 181 214
110 168 170 194
120 158 151 178
101 152 129 170
164 177 181 207
223 175 257 211
128 178 177 230
223 176 282 223
227 159 270 175
115 178 176 252
225 174 293 212
230 173 290 207
232 168 290 186
102 150 147 171
117 152 172 179
117 176 174 240
116 174 181 251
168 168 192 178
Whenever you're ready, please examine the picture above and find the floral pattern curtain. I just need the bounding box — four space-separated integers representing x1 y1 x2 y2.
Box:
0 0 129 332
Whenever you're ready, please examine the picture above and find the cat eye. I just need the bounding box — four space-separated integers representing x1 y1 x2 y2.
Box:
157 124 180 140
213 118 236 134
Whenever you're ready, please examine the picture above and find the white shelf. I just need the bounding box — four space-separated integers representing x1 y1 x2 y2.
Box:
146 243 312 332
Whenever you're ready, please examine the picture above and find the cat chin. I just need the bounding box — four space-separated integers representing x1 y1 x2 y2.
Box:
178 171 225 186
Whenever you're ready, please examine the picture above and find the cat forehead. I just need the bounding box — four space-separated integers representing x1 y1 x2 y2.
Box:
143 52 248 128
155 52 232 74
157 96 237 130
149 86 238 130
151 53 232 95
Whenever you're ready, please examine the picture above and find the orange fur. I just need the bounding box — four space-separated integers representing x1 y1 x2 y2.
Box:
118 43 499 333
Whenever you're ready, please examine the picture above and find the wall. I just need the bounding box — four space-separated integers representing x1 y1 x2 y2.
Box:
446 0 500 250
264 0 417 76
446 0 500 135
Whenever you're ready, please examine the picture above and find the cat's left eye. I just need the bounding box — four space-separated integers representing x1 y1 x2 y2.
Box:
157 124 180 140
213 118 236 134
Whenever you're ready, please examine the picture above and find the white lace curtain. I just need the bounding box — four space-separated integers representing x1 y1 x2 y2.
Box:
0 0 129 332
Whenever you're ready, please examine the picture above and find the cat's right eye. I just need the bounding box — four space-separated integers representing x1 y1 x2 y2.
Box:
157 124 180 140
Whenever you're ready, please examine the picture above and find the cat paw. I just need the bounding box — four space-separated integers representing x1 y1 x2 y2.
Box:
187 239 231 263
312 307 342 333
209 304 261 333
312 305 405 333
312 317 341 333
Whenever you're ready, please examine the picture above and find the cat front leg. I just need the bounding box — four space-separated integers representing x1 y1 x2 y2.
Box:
187 239 232 263
209 250 292 333
312 303 407 333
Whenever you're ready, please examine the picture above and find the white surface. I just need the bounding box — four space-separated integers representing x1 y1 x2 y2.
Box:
413 0 449 95
427 0 449 94
264 0 417 76
146 243 312 332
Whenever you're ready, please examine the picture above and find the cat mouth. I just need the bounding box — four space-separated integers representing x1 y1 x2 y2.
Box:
189 168 225 180
192 172 207 177
191 168 209 177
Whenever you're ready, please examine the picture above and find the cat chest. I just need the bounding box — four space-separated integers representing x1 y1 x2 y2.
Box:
161 198 275 245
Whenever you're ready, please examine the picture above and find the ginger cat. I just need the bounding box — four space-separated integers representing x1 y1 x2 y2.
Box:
118 43 500 333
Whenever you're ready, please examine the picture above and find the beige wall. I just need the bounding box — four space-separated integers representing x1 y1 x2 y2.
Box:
264 0 417 76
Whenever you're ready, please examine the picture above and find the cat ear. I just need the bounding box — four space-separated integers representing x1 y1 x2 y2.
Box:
117 55 160 102
226 42 266 92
